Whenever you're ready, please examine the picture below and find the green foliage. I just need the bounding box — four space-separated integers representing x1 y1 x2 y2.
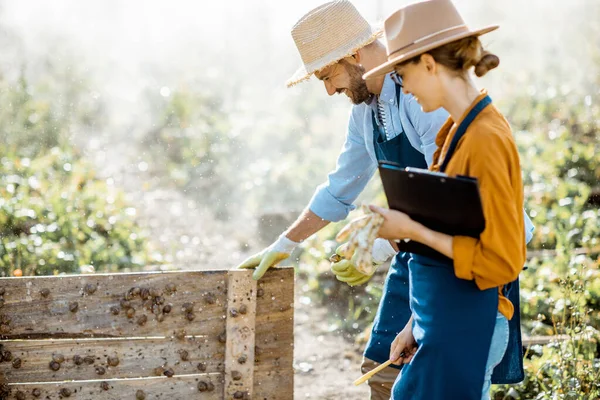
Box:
0 51 153 276
0 68 103 158
0 146 153 277
141 87 236 217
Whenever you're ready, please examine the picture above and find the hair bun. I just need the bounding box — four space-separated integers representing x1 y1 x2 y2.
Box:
474 52 500 77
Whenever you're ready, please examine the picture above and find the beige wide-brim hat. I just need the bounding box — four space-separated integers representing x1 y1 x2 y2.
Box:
364 0 498 80
287 0 382 88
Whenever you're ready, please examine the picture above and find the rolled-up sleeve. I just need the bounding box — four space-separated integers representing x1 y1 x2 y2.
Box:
308 111 377 222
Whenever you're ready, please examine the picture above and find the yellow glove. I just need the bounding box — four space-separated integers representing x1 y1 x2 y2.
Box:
330 239 397 287
236 234 299 280
331 257 373 286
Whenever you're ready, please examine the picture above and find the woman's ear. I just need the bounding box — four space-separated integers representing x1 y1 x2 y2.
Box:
421 54 437 74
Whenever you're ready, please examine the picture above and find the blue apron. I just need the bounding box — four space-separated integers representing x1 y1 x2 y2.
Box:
392 95 521 399
363 85 428 369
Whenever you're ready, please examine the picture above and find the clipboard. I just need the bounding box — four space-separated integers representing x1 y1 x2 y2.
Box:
378 160 485 259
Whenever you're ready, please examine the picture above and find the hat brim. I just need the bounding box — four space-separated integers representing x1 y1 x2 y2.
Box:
286 28 383 88
363 25 499 80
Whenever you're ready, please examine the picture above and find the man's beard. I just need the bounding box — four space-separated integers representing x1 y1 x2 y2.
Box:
340 62 371 105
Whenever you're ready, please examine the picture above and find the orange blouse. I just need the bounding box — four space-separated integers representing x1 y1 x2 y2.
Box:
431 90 526 320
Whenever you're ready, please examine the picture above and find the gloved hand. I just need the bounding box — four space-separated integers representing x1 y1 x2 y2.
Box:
236 234 300 280
330 238 397 286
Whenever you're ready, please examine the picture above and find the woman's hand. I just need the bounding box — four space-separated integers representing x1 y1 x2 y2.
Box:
390 325 417 366
369 205 422 241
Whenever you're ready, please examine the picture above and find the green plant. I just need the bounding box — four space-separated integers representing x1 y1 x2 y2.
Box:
0 146 155 276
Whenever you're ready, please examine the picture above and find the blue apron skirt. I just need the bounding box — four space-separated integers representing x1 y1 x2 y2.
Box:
391 254 498 399
364 85 429 368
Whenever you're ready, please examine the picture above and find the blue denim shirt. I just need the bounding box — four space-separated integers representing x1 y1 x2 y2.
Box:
307 74 535 241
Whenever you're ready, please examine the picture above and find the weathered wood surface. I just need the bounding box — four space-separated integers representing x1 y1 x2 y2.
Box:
1 336 224 383
0 270 227 339
253 269 295 399
0 267 295 399
224 270 256 399
2 374 224 399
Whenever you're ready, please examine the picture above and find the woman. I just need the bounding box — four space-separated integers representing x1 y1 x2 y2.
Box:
362 1 526 399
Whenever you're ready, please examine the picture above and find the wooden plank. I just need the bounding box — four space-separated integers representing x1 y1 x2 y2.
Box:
224 270 257 399
0 336 224 383
253 268 294 399
2 374 224 399
0 271 227 339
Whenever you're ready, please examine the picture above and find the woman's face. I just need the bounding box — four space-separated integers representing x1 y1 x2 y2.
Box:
394 55 443 112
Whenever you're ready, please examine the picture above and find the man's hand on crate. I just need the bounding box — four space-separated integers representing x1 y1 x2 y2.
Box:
236 234 300 280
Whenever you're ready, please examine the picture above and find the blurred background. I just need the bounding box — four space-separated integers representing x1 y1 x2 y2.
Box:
0 0 598 398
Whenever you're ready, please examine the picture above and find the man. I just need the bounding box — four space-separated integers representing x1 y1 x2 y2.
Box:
237 1 533 398
238 2 447 398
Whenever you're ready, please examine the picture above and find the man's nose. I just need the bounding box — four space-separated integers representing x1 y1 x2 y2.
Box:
324 81 337 96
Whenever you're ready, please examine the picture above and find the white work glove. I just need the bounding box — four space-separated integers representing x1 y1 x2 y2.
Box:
237 234 300 280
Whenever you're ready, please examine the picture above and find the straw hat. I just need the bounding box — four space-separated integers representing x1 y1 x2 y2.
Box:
287 0 382 88
363 0 498 80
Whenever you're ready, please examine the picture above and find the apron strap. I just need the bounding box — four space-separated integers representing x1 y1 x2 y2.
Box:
439 95 492 173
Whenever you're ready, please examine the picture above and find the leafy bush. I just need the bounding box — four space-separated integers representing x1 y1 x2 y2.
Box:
0 55 153 276
0 146 154 276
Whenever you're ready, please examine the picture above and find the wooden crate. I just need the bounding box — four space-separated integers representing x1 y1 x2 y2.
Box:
0 267 294 400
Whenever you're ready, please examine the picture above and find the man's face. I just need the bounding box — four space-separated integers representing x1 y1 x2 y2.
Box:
315 57 370 105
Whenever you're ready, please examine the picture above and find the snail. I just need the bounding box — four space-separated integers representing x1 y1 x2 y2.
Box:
52 354 65 364
204 293 216 304
165 283 176 294
83 283 97 295
178 349 189 361
83 355 95 365
107 356 119 367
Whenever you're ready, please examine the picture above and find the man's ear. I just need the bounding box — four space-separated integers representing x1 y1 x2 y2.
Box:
352 50 362 64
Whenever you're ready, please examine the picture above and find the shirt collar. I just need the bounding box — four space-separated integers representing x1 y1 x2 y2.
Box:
366 73 395 106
